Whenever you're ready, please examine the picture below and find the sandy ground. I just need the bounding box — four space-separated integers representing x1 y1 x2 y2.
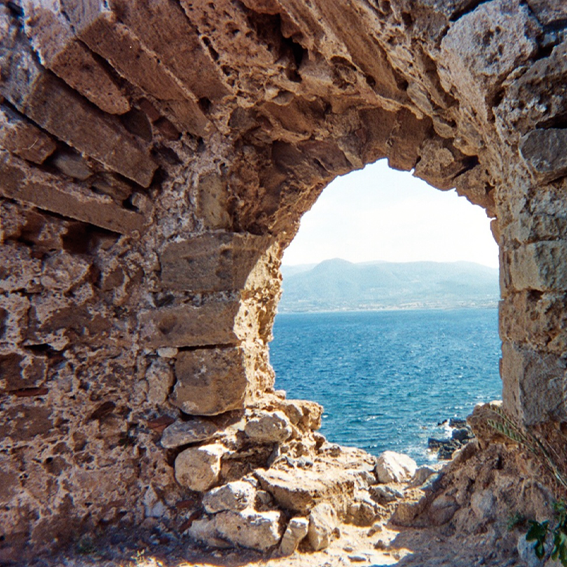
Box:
27 517 522 567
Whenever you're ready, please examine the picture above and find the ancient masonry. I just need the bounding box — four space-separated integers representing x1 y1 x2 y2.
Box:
1 0 567 559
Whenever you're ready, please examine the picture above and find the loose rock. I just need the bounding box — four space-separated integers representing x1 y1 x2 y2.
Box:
161 418 219 449
375 451 417 483
174 443 227 492
308 502 338 551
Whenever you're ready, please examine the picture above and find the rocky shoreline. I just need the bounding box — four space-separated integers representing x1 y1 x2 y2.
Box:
24 402 562 567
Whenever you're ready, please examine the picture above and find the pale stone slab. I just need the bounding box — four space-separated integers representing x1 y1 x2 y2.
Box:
375 451 417 484
280 517 309 555
308 502 337 551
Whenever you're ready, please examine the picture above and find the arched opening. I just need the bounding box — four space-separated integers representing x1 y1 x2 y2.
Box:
271 159 501 462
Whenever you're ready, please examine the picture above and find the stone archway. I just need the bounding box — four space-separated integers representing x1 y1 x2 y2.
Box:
1 0 566 558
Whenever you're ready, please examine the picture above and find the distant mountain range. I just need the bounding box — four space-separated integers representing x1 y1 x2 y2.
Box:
279 259 499 313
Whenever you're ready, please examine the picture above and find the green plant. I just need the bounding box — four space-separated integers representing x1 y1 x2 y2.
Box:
526 501 567 565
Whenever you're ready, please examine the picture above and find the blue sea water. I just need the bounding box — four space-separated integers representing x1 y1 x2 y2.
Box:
269 308 502 464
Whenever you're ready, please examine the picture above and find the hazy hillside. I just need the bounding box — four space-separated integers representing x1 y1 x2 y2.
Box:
279 259 499 312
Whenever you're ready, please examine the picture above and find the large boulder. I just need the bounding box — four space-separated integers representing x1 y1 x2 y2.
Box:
375 451 417 483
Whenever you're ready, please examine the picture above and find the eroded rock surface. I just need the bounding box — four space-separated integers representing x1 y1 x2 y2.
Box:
1 0 567 563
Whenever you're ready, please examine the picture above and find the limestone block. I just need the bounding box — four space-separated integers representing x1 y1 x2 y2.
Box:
347 495 385 526
501 341 567 424
22 1 130 114
160 418 218 449
0 36 156 186
146 359 175 406
500 291 567 355
0 152 146 234
108 0 230 102
159 233 269 293
509 241 567 292
255 467 355 514
61 0 209 136
174 443 228 492
202 481 256 514
244 411 292 443
375 451 417 483
497 42 567 135
171 347 248 416
195 173 232 230
439 0 540 121
0 106 56 164
213 509 283 551
369 485 404 505
520 129 567 184
138 300 241 348
307 502 337 551
280 517 309 556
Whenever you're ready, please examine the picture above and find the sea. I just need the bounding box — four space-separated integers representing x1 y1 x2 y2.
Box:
269 308 502 465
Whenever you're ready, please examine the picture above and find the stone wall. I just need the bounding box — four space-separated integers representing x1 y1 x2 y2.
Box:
1 0 567 557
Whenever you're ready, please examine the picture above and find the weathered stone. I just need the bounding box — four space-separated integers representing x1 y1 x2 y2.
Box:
61 0 210 136
427 494 459 526
0 37 156 186
255 467 355 515
0 106 56 164
375 451 417 484
159 233 269 293
191 509 283 551
520 129 567 184
369 484 404 505
202 480 256 514
244 410 292 443
174 443 228 492
160 418 219 449
171 347 248 416
0 152 145 234
51 150 92 181
509 241 567 292
23 0 130 115
109 0 230 103
138 300 241 348
280 516 309 556
278 399 323 431
307 502 337 551
347 495 385 527
145 359 175 405
501 341 567 424
439 0 540 121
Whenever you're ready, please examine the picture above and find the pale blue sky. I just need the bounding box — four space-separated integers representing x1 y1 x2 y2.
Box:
283 159 499 268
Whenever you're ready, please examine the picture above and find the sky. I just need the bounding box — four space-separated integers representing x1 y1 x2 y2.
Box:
282 159 499 269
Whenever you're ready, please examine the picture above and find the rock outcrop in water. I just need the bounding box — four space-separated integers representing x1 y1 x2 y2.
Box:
1 0 567 563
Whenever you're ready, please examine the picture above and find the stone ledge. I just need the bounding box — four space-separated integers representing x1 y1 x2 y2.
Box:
0 152 146 235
